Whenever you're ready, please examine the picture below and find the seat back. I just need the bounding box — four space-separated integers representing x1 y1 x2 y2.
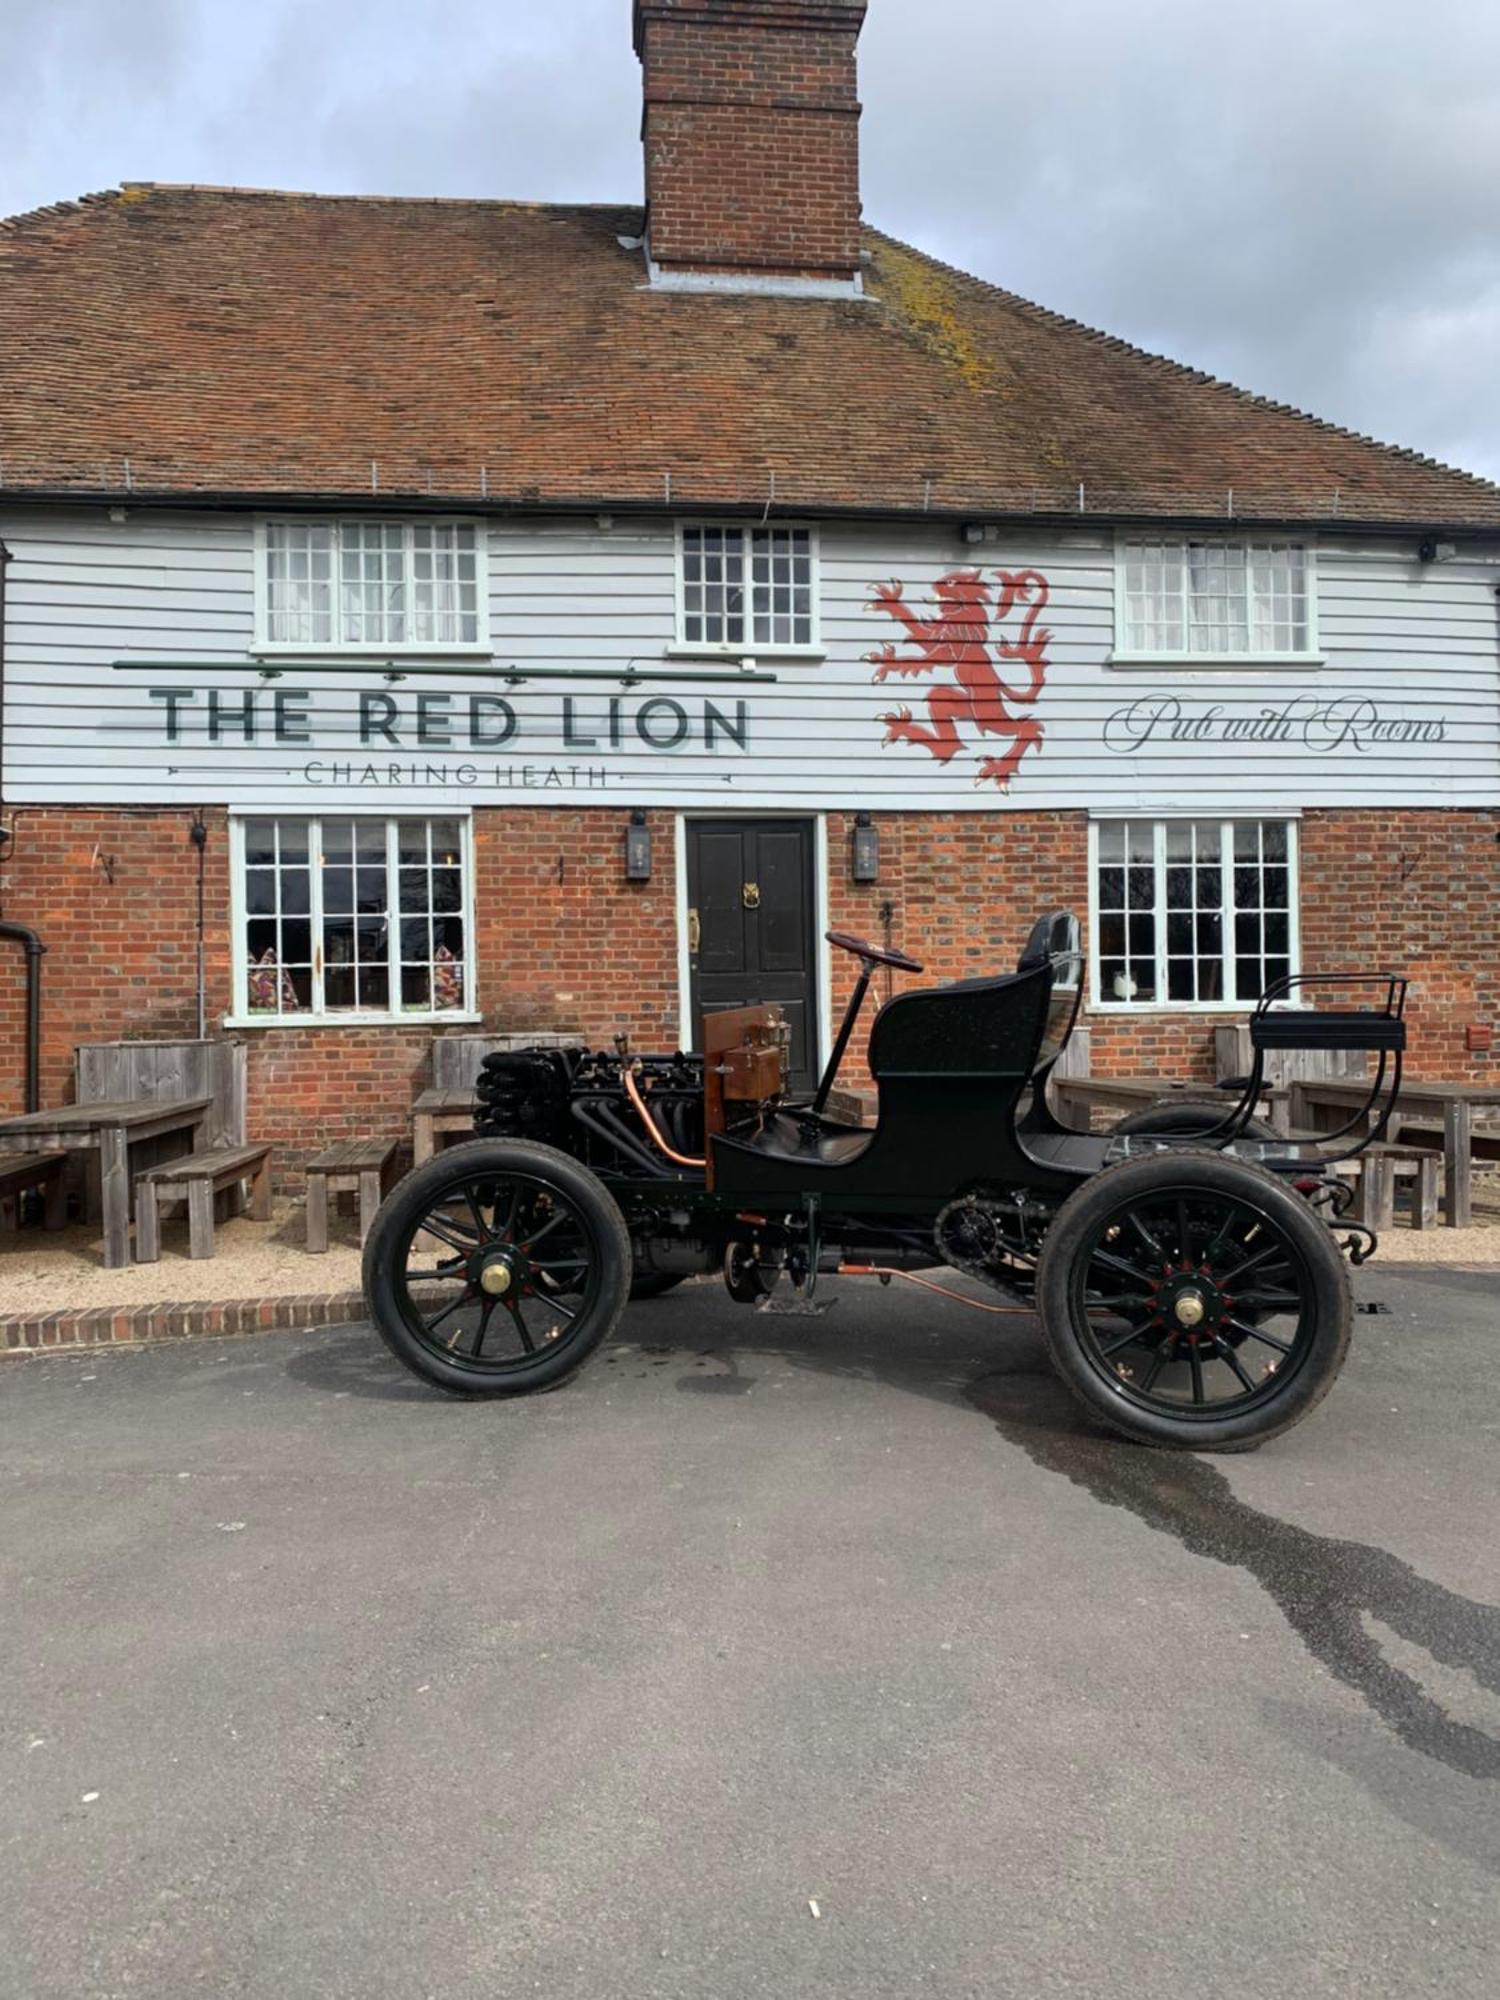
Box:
868 960 1055 1085
1019 910 1084 1079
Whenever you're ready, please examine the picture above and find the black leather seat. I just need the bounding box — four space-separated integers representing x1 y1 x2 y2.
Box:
742 1110 874 1167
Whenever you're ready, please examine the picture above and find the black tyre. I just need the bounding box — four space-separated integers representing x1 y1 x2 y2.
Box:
1113 1097 1277 1144
1035 1148 1351 1451
628 1271 686 1300
362 1138 632 1397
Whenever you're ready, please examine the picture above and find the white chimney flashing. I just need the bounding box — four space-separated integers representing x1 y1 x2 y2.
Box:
642 247 866 301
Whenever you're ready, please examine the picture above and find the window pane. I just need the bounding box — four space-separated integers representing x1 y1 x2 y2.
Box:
750 528 814 645
357 962 390 1012
265 524 333 645
410 524 480 644
244 819 276 866
681 528 745 646
323 867 354 915
340 522 407 644
325 966 357 1011
280 867 310 916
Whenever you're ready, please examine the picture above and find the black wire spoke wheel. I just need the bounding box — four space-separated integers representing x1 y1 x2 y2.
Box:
1035 1148 1351 1452
363 1139 631 1397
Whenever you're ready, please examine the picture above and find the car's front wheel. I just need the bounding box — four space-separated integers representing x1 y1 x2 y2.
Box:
362 1139 632 1396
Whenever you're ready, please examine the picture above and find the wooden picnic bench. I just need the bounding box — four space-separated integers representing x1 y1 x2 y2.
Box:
412 1086 478 1165
1291 1078 1500 1227
135 1143 273 1262
305 1138 398 1251
1333 1143 1441 1231
0 1149 67 1231
0 1097 213 1268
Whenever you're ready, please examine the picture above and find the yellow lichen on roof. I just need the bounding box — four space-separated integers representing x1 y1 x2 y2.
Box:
870 236 998 395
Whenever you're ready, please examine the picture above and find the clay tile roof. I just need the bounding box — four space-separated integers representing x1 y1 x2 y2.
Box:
2 181 1497 527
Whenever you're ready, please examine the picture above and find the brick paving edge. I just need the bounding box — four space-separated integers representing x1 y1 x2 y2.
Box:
0 1289 368 1355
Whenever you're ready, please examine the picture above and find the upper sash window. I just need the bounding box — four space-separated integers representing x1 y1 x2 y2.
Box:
677 524 818 651
258 520 486 650
1116 536 1313 660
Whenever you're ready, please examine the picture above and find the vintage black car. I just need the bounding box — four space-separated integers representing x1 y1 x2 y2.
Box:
363 913 1407 1451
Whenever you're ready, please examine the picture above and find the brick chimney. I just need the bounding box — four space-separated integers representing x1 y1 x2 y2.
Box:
633 0 869 292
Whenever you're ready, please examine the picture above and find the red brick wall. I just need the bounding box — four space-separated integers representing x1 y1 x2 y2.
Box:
0 807 232 1119
824 809 1089 1073
0 804 1493 1172
636 0 867 278
825 806 1500 1086
0 805 682 1172
1299 806 1500 1081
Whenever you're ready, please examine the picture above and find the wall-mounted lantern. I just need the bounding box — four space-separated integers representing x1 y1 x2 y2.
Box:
625 808 653 881
851 810 879 884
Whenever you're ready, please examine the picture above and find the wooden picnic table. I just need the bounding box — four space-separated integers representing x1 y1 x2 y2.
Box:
1290 1078 1500 1228
412 1086 478 1165
1051 1075 1291 1133
0 1096 212 1267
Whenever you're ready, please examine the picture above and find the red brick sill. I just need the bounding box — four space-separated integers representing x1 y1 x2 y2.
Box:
0 1290 367 1355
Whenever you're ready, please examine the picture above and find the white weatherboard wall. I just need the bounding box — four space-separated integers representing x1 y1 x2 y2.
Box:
1 507 1496 809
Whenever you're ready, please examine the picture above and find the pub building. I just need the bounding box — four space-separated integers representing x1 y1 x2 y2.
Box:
1 0 1497 1176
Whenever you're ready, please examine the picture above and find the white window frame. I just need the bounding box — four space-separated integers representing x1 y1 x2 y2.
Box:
225 810 480 1028
1088 815 1301 1014
252 518 491 656
1110 532 1321 669
668 520 824 660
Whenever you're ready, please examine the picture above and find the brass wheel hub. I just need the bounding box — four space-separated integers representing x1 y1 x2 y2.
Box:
1147 1265 1232 1345
474 1248 525 1299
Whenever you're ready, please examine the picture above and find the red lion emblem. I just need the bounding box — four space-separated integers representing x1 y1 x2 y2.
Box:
866 567 1051 790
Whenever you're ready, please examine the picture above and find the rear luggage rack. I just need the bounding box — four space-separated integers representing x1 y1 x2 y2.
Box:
1168 972 1408 1161
1243 972 1408 1159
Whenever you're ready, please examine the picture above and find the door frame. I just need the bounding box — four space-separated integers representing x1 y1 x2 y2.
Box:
674 811 831 1070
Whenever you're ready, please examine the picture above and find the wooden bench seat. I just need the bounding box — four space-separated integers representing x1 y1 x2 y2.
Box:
0 1149 67 1231
305 1137 398 1252
135 1144 273 1262
1334 1144 1440 1231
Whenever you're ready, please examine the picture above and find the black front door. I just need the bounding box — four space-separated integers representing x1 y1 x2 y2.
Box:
687 818 818 1091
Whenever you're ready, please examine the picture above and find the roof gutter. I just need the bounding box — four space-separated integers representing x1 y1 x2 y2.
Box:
4 486 1500 542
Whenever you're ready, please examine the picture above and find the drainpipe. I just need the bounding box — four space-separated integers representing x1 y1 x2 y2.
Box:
0 541 47 1112
0 922 45 1114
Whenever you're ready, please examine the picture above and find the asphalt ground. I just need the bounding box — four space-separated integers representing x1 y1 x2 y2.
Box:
3 1266 1499 2000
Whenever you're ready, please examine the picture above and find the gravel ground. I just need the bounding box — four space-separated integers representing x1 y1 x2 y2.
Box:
0 1201 362 1312
0 1195 1495 1316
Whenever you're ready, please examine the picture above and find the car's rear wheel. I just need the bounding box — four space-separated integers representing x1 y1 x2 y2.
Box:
363 1139 631 1396
1113 1097 1277 1143
1035 1148 1351 1451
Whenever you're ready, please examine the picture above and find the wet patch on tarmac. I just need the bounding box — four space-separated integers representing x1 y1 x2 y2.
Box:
971 1366 1500 1780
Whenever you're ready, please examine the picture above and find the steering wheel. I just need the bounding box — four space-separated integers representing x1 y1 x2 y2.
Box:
825 929 925 974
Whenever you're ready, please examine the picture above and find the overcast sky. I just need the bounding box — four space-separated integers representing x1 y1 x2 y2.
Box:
5 0 1498 482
